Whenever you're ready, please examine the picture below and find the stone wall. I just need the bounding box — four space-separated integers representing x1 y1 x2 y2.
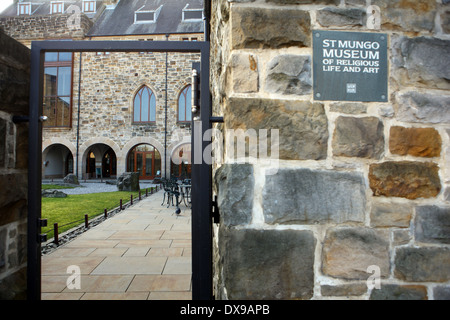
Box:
43 47 201 179
211 0 450 300
0 29 30 299
0 12 93 44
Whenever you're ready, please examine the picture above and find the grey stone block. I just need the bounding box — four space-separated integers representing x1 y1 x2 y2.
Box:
265 54 311 95
215 164 254 227
231 6 311 49
370 284 427 300
263 168 366 224
433 286 450 300
219 228 315 299
394 36 450 87
395 247 450 282
415 206 450 244
316 7 366 27
117 172 140 191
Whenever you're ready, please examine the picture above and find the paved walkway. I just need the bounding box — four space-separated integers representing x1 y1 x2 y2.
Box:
41 190 192 300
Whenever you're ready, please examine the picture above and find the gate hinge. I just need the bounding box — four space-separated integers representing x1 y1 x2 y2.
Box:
38 219 48 243
39 218 48 227
39 234 47 243
211 195 220 224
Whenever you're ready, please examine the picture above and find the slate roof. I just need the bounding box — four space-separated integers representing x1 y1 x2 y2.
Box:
88 0 204 36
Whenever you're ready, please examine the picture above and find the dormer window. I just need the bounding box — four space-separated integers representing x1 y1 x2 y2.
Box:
50 1 64 14
182 4 203 21
134 4 162 24
82 0 96 13
17 2 31 15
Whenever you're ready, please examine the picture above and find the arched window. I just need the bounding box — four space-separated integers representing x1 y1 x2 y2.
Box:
178 85 192 122
133 86 156 123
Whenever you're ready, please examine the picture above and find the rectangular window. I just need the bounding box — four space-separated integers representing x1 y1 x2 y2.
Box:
182 4 203 21
51 2 64 14
134 5 162 24
82 1 96 13
135 12 154 22
18 3 31 15
43 52 73 128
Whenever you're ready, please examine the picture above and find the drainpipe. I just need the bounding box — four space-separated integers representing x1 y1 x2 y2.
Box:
203 0 210 42
164 33 169 179
76 52 82 179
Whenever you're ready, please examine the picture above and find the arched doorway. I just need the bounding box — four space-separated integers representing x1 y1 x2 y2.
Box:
127 144 161 180
43 144 74 179
171 143 191 179
84 144 117 179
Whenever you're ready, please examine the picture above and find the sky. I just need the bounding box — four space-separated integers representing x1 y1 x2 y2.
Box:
0 0 13 14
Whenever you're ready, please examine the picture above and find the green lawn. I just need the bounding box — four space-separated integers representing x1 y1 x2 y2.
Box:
41 188 155 239
42 184 76 190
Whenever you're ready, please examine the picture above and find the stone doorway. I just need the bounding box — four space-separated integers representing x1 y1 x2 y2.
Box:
42 143 74 179
127 144 161 180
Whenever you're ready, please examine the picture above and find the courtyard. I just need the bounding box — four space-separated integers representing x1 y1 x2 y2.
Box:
41 189 192 300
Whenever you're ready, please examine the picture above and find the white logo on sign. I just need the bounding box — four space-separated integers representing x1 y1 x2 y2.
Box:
347 83 357 93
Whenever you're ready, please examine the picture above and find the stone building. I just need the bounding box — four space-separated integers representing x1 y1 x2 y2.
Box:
0 0 204 181
209 0 450 299
1 0 450 301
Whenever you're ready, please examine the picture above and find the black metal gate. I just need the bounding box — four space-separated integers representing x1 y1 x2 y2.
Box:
28 40 212 300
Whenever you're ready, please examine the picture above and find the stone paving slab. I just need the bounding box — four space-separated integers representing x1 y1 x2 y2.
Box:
41 190 192 300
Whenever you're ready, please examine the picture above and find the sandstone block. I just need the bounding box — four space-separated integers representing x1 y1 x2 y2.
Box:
321 283 367 297
215 164 254 227
369 161 441 199
373 0 436 32
393 230 411 246
263 168 366 224
396 91 450 124
231 52 258 93
370 200 412 228
231 6 310 49
329 102 367 114
415 206 450 244
395 247 450 282
219 228 315 299
332 116 384 159
322 227 390 280
226 98 328 160
264 54 311 95
389 126 441 158
369 284 428 300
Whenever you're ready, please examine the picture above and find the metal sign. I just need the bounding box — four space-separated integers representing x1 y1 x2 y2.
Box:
313 30 388 102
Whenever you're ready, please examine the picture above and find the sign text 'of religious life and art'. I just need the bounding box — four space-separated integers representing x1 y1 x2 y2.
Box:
313 30 388 102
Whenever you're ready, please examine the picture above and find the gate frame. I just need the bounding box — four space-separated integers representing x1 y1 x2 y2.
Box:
28 40 212 300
